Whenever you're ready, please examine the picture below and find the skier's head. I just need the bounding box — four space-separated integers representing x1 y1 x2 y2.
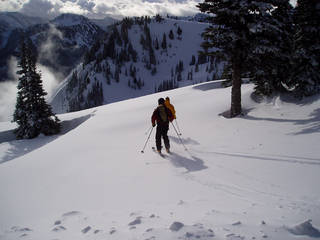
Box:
165 96 170 102
158 98 165 105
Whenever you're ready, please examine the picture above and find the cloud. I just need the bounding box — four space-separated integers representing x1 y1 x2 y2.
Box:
0 57 18 122
92 0 201 18
38 64 61 100
78 0 95 11
60 0 77 2
37 24 64 99
0 80 17 122
0 0 21 12
38 23 63 62
1 0 201 19
1 0 298 19
20 0 61 19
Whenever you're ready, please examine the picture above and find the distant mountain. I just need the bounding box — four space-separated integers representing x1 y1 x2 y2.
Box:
90 16 118 31
0 12 107 82
0 12 47 30
50 16 225 114
170 13 210 23
51 13 90 27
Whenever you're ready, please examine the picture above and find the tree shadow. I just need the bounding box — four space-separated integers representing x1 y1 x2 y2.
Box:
192 80 226 91
0 113 94 164
192 149 320 166
243 108 320 135
168 152 208 172
293 108 320 135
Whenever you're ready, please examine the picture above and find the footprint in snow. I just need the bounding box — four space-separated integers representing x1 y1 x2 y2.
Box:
81 226 91 234
232 221 242 226
11 227 32 233
52 225 66 232
62 211 81 217
129 217 142 226
54 220 62 225
110 227 116 235
226 233 245 240
169 222 184 232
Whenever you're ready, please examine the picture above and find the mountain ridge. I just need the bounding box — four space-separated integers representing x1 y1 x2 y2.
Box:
50 16 225 114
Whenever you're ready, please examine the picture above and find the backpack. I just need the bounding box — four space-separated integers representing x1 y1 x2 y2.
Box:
157 105 168 124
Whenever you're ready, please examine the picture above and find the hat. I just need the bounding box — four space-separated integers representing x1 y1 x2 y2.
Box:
158 98 165 105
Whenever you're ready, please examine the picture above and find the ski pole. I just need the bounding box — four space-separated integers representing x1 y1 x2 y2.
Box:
145 126 153 135
171 122 187 151
175 119 182 135
141 126 154 153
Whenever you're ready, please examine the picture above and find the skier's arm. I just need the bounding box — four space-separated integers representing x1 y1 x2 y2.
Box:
151 109 157 127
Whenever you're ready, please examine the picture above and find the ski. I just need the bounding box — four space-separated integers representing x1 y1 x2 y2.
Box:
152 147 166 158
152 147 173 157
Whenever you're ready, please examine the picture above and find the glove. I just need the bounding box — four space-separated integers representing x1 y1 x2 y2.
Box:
152 123 156 127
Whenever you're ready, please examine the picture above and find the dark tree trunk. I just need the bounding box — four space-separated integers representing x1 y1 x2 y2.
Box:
230 53 242 117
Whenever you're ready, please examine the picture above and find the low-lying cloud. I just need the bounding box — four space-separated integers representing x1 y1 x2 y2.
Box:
38 23 63 64
0 80 18 122
0 57 18 122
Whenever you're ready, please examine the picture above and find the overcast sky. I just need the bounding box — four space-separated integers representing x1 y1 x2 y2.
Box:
0 0 205 19
0 0 297 20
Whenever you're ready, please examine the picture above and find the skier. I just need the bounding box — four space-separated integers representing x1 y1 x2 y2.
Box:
164 97 176 119
151 98 174 154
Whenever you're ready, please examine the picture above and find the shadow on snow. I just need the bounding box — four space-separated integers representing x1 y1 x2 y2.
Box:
168 135 207 172
194 150 320 166
168 152 208 172
0 112 95 164
243 108 320 135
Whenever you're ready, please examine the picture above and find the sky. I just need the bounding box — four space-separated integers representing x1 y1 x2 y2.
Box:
0 0 203 19
0 0 297 19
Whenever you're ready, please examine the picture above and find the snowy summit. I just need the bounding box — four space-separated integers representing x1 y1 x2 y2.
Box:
50 13 91 27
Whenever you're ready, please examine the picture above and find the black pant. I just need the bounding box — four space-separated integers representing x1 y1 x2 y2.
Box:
156 123 170 151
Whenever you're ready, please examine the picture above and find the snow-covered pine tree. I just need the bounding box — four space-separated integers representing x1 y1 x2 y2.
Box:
197 0 277 117
270 1 295 93
252 0 294 96
291 0 320 97
13 38 60 139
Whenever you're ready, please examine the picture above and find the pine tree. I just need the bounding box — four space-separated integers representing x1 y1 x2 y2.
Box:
161 33 167 50
154 37 159 50
177 26 182 36
198 0 277 117
291 0 320 97
169 30 174 40
190 55 196 65
13 38 60 139
252 1 294 96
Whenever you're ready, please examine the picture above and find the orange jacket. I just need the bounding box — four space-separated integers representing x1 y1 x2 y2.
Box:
164 99 176 119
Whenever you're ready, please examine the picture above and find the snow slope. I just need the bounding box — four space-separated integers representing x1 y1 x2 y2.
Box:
0 82 320 240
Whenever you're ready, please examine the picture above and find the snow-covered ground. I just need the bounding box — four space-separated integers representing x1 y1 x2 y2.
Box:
0 82 320 240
